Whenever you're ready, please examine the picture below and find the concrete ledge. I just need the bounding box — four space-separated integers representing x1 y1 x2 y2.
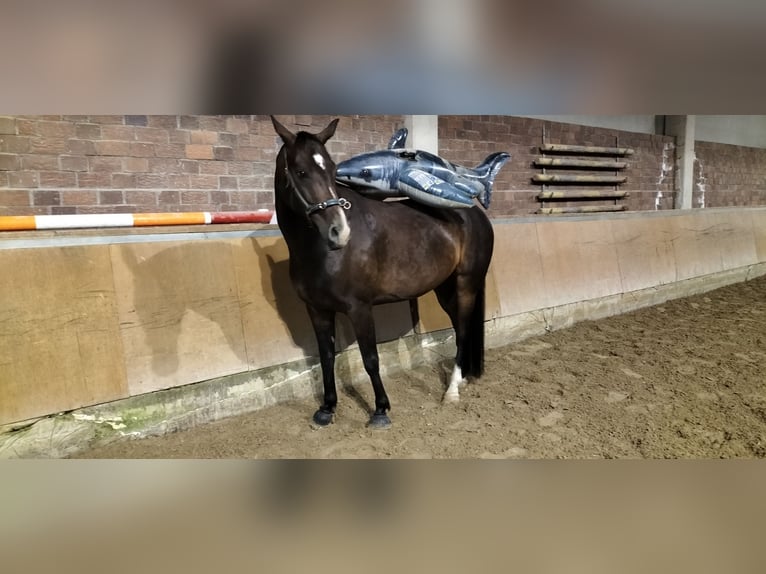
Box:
3 262 764 459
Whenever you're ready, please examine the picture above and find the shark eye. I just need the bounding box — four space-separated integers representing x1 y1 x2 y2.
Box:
361 168 371 177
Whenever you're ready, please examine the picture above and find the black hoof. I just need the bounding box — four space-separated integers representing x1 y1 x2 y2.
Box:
312 409 334 427
367 413 392 429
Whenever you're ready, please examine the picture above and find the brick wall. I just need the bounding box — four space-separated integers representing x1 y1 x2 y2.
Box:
693 141 766 208
0 115 403 216
438 115 678 217
3 115 766 219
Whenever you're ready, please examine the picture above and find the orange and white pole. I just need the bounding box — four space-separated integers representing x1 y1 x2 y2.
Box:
0 210 275 231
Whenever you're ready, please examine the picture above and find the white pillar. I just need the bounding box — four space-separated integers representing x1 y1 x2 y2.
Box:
665 115 696 209
403 115 439 154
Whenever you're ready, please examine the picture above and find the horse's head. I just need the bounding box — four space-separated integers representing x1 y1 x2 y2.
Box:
271 116 351 250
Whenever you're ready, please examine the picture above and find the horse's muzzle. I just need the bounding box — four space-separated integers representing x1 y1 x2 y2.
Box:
327 220 350 249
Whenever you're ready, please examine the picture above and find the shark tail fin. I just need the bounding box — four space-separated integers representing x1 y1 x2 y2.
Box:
387 127 409 150
473 152 511 209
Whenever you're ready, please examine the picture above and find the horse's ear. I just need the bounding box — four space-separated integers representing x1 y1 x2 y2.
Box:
271 115 296 146
316 118 339 144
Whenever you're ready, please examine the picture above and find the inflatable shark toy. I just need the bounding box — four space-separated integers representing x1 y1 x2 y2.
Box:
336 127 510 209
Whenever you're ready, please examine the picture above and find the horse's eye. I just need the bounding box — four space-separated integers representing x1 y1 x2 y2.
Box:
297 170 307 178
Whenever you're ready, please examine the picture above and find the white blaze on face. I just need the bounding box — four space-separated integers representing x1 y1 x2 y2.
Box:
313 153 325 170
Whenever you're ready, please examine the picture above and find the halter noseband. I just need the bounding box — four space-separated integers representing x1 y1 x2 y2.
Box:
284 163 351 217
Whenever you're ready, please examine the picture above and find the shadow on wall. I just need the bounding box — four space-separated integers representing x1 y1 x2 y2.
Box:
120 242 251 377
119 235 415 380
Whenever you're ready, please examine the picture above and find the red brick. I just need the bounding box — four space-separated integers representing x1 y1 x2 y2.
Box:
210 190 230 204
0 189 31 205
125 115 148 126
125 190 158 205
61 190 98 205
189 175 218 189
227 161 253 175
181 190 209 204
168 129 191 144
199 116 226 131
77 172 112 188
101 125 136 141
255 191 274 206
9 171 39 188
179 116 199 130
135 174 168 188
0 153 19 171
35 121 76 139
89 157 123 172
226 117 249 134
147 158 182 174
39 171 77 187
186 144 214 159
147 116 178 128
111 174 135 188
130 142 155 157
135 127 169 144
0 117 16 135
123 157 149 172
190 130 219 144
98 189 125 205
67 139 96 155
199 160 227 175
168 175 191 188
219 176 238 189
60 155 88 171
155 143 186 158
90 116 125 125
20 155 58 170
235 147 260 161
33 190 60 206
230 191 256 206
0 135 30 153
180 160 198 174
219 133 238 147
51 206 76 215
214 146 234 161
95 140 131 156
158 190 179 204
237 176 262 190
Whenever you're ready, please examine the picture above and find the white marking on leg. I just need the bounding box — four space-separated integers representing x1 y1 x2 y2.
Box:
444 364 463 403
313 153 325 170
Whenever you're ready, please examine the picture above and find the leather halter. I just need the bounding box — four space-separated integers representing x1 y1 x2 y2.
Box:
284 162 351 217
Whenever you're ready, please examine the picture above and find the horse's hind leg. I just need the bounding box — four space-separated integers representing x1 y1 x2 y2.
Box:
349 304 392 429
435 274 481 403
307 305 337 426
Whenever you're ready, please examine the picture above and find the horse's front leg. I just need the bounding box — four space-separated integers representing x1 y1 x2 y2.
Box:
349 304 392 429
307 304 337 427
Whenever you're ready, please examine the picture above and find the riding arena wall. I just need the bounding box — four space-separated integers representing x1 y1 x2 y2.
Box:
2 115 766 456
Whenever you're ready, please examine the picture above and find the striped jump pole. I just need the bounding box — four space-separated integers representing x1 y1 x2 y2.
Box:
0 210 275 232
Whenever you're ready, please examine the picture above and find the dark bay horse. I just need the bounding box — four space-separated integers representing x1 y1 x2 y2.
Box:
271 116 494 428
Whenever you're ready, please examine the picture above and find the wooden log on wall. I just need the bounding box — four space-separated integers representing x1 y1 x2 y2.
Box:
533 174 627 184
540 144 634 155
534 158 627 169
538 190 629 200
538 205 628 214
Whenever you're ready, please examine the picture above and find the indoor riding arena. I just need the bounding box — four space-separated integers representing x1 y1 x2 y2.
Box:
2 114 765 459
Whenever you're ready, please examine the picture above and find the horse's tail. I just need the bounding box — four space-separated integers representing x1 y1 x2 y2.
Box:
460 281 486 379
472 152 511 209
